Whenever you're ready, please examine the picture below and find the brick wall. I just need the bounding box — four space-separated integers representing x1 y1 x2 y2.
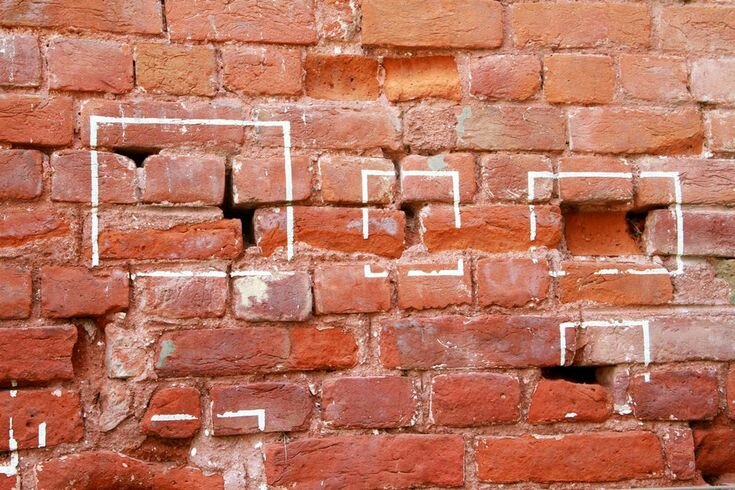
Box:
1 0 735 488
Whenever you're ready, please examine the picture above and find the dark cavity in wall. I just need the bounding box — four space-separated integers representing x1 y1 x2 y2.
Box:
541 366 602 385
222 168 256 247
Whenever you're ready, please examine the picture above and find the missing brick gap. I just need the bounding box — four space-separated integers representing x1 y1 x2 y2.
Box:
115 148 160 169
541 366 602 385
625 210 648 242
222 167 256 247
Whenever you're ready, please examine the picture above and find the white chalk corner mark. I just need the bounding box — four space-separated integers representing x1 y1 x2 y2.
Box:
406 258 464 277
215 409 266 432
0 417 19 477
364 264 389 279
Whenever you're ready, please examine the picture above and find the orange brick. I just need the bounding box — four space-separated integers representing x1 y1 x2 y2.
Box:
620 55 689 102
544 54 615 104
304 55 379 100
383 56 460 101
469 55 541 101
135 43 217 96
222 46 302 96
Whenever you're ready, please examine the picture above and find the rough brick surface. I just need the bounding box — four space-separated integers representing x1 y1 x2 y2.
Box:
321 377 416 429
431 373 521 426
48 38 133 93
528 379 612 424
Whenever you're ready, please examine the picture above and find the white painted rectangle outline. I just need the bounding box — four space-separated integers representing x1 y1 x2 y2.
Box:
88 116 295 267
215 408 266 432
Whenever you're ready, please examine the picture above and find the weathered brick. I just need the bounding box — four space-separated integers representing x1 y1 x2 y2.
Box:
211 383 311 435
319 155 395 204
0 389 82 451
48 38 133 93
0 205 77 262
559 261 673 305
694 428 735 476
135 269 227 319
481 153 553 203
166 0 316 44
0 266 32 319
456 105 566 151
400 153 476 204
637 158 735 207
383 56 460 102
630 366 720 421
645 209 735 257
0 34 40 87
255 207 405 258
420 204 562 253
155 326 356 377
141 387 201 439
232 272 312 322
265 435 465 488
316 0 358 41
620 55 689 102
51 150 137 204
709 110 735 153
660 6 735 52
362 0 502 48
0 95 73 146
322 377 416 429
565 211 641 256
469 55 541 101
105 325 146 379
544 54 615 104
222 46 302 96
431 373 520 427
528 379 612 424
0 326 77 383
0 0 162 34
404 103 460 152
135 43 217 97
232 153 312 206
477 257 550 308
0 150 43 201
569 107 702 155
381 315 575 370
397 259 472 310
512 3 650 48
314 264 392 314
305 54 379 101
41 266 129 318
692 58 735 104
141 154 225 205
661 426 696 481
557 156 634 205
477 432 664 483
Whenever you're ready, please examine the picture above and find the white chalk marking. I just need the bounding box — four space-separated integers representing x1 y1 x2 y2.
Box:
230 270 274 278
406 259 464 277
0 417 19 477
360 169 396 239
151 414 199 422
401 170 461 228
37 422 46 448
363 264 389 279
9 380 17 398
215 409 266 431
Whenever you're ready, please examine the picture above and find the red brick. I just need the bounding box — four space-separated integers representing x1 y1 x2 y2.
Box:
135 43 217 97
0 326 77 383
477 432 664 483
0 95 73 146
305 55 379 101
51 150 136 204
565 211 640 256
544 54 615 104
420 204 562 253
232 271 312 322
457 105 566 151
692 58 735 104
0 266 31 319
709 110 735 153
729 366 735 418
637 158 735 207
265 435 464 488
141 154 225 205
528 379 612 424
569 107 703 155
404 103 460 152
362 0 502 48
512 3 650 48
0 389 82 451
41 266 129 318
254 103 401 151
135 269 227 319
211 383 311 435
222 46 302 96
400 153 476 204
0 205 77 262
141 387 201 439
630 367 719 421
694 427 735 476
383 56 460 102
155 326 356 377
80 99 246 151
481 154 553 203
166 0 316 44
36 451 223 490
317 0 358 41
0 0 162 34
557 156 633 205
645 209 735 257
0 150 43 201
381 315 575 370
48 38 132 93
314 264 392 314
397 259 472 310
620 55 689 102
99 220 242 261
255 207 405 258
661 6 735 52
319 155 395 204
661 426 696 481
559 261 674 305
322 377 416 429
469 55 541 101
431 373 520 427
477 257 550 308
232 153 312 206
0 34 40 87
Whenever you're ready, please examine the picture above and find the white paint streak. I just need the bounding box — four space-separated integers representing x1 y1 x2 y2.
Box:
406 259 464 277
363 264 389 278
216 409 266 431
151 414 199 422
37 422 46 448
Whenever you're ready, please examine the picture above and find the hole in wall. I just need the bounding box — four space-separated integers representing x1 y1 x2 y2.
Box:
625 210 648 241
114 148 160 168
541 366 602 385
222 168 256 247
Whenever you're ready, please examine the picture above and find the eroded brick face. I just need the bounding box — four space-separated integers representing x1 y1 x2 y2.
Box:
1 1 734 488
